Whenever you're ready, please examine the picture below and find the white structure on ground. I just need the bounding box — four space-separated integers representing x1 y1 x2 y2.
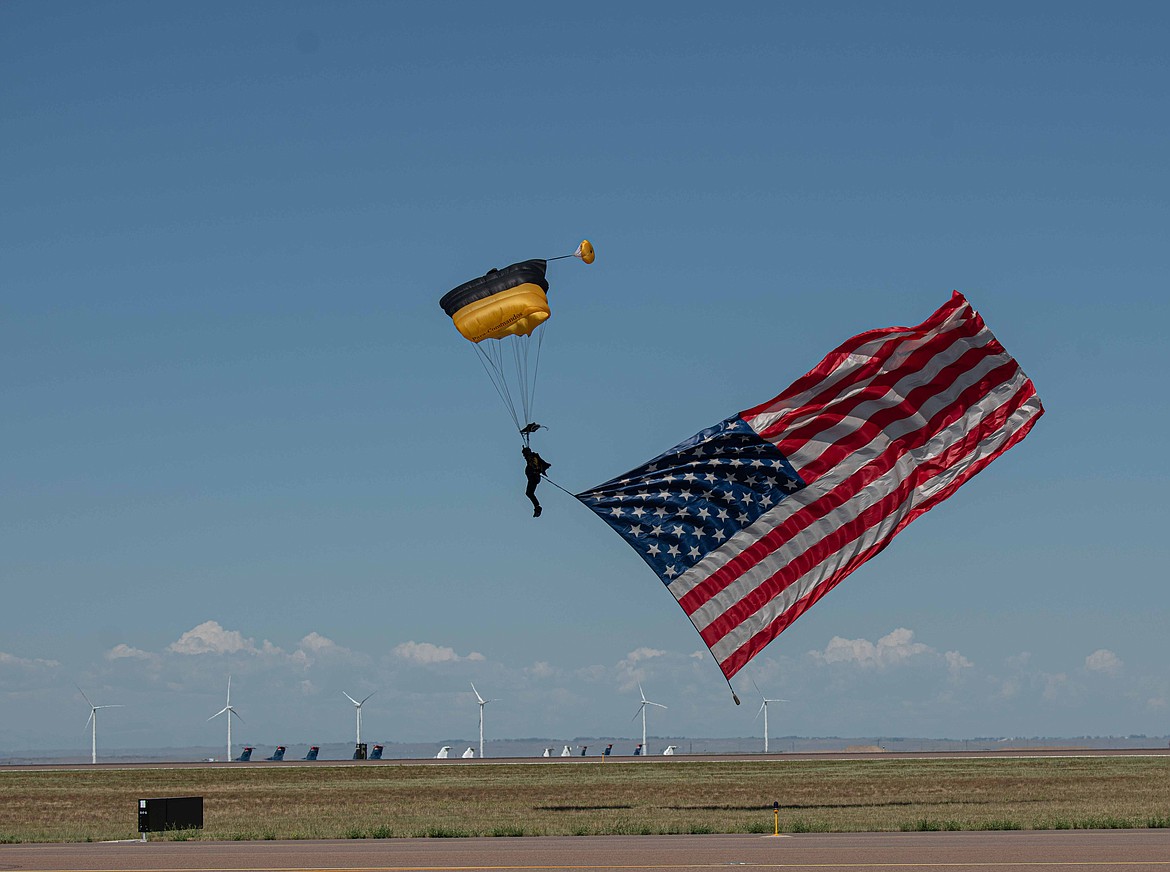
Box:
76 684 122 765
632 683 667 756
207 675 242 763
470 682 496 759
341 690 376 746
754 685 789 754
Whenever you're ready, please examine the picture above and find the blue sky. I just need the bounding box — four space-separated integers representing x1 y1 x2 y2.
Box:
3 1 1168 754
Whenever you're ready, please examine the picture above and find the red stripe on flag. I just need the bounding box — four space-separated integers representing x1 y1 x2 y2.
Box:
679 355 1030 617
742 292 972 434
696 377 1038 655
717 387 1041 678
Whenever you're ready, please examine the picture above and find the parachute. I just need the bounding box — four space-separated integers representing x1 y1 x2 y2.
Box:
440 241 593 441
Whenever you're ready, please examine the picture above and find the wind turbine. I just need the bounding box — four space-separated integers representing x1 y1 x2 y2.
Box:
631 684 666 756
752 678 788 754
470 682 496 759
208 675 243 761
76 685 122 765
342 690 376 746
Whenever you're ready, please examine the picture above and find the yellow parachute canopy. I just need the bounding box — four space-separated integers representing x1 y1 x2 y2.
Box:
439 242 593 436
441 260 550 344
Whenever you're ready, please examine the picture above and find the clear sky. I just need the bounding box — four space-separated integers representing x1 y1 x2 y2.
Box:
3 1 1168 754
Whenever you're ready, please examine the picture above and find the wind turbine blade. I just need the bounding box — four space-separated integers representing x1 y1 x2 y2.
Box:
360 691 376 705
755 701 765 721
75 683 95 708
638 683 647 703
648 701 667 709
631 705 644 722
85 710 94 729
229 709 244 723
208 707 229 720
342 691 360 706
470 682 485 704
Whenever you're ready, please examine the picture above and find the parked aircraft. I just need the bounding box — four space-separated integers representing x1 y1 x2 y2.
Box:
303 746 319 761
266 746 286 761
236 746 254 762
435 746 451 759
370 744 384 760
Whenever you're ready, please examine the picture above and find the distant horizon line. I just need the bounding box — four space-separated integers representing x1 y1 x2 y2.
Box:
5 733 1167 759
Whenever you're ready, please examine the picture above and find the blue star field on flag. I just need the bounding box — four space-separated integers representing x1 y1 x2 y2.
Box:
576 416 807 585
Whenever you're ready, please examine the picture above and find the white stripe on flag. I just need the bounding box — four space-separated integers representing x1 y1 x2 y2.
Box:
703 393 1041 666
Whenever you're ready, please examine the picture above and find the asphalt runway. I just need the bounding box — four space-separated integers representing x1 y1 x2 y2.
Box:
4 831 1170 872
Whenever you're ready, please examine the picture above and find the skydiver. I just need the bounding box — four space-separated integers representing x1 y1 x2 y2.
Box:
522 445 551 517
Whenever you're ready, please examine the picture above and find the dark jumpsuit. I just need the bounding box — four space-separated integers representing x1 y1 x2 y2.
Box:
522 447 551 517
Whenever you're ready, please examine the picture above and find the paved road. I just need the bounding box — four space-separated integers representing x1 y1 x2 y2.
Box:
3 831 1170 872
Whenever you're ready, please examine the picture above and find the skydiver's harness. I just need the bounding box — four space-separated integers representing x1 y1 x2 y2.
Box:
519 421 545 449
521 422 568 493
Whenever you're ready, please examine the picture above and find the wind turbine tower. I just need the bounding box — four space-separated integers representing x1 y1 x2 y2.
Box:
753 681 788 754
632 684 666 756
208 675 243 762
76 685 122 765
342 690 376 746
470 682 495 759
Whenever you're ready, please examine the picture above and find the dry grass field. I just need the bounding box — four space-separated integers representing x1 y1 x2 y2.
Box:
2 757 1168 843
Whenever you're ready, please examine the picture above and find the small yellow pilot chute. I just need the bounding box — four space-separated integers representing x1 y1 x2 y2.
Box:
440 241 594 440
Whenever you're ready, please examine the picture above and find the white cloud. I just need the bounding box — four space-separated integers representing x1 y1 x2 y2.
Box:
298 632 336 653
615 647 674 692
168 621 266 656
1042 672 1073 703
527 661 555 679
945 650 974 679
0 651 60 669
810 628 932 669
393 640 484 665
106 644 154 661
998 677 1022 700
623 647 668 663
1005 652 1032 670
1085 649 1123 675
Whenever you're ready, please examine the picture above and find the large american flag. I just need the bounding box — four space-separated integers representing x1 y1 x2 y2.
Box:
576 292 1043 681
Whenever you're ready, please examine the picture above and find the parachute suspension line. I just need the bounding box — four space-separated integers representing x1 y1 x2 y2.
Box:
472 342 522 433
510 334 530 431
528 325 546 430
